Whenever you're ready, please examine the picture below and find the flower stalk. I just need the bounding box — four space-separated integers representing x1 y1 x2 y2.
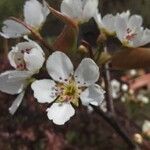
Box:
90 104 138 149
10 17 54 52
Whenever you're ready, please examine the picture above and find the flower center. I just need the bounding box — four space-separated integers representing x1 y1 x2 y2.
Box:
15 48 32 71
57 80 82 106
125 28 137 41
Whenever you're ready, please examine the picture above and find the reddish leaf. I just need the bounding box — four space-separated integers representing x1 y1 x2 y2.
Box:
111 47 150 69
46 4 79 52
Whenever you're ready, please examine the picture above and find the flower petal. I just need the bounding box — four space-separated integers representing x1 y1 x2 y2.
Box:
118 10 130 22
115 16 127 41
24 0 49 28
128 15 143 29
9 91 25 115
0 19 29 38
0 71 27 95
41 0 50 20
102 14 116 34
74 58 99 86
80 84 105 106
82 0 98 22
61 0 82 20
24 47 45 73
47 102 75 125
139 28 150 47
94 10 103 29
31 79 57 103
7 70 32 82
46 51 74 83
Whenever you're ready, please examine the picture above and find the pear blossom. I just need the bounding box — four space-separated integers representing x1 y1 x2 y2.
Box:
31 51 105 125
60 0 98 23
8 36 45 73
115 12 150 47
142 120 150 137
0 38 45 115
137 92 149 104
0 0 50 38
94 10 117 35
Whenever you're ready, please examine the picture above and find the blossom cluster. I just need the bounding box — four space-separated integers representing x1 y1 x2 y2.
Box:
0 0 149 126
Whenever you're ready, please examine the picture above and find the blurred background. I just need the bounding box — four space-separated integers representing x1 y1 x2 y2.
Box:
0 0 150 149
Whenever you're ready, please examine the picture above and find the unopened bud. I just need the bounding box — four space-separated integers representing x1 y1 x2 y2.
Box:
78 45 88 53
97 32 107 45
133 133 143 144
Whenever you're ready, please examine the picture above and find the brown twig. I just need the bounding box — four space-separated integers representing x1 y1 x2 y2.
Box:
9 17 54 52
103 45 115 114
3 38 8 59
90 104 138 149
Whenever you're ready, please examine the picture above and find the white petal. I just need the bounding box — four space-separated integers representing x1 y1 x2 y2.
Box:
7 70 32 82
82 0 98 22
0 19 29 38
118 10 130 22
0 71 27 95
94 10 103 29
128 15 143 29
24 0 48 27
47 102 75 125
61 0 82 20
41 0 50 20
129 28 144 47
115 16 127 41
74 58 99 86
139 28 150 46
46 51 74 83
102 14 116 33
31 79 57 103
24 47 45 73
9 91 25 115
80 84 105 106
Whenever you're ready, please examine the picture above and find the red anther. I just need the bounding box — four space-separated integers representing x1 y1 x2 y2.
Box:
127 28 132 34
126 33 137 41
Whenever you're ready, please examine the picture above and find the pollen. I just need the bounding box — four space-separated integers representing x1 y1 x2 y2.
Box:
57 80 82 107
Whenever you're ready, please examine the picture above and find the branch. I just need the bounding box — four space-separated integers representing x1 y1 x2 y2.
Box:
103 46 115 114
90 104 138 149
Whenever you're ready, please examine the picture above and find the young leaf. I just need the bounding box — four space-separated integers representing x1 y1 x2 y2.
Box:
111 47 150 69
46 3 79 52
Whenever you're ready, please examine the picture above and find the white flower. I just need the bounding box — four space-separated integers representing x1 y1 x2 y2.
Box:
94 11 116 35
8 36 45 73
121 84 128 92
0 70 32 115
24 0 50 28
0 38 45 115
61 0 98 23
137 93 149 104
111 79 121 99
31 51 105 125
0 0 50 38
142 120 150 137
115 12 150 47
